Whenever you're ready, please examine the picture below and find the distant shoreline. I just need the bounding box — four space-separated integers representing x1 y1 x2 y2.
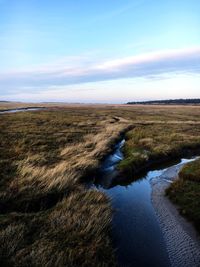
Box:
1 99 200 107
127 99 200 105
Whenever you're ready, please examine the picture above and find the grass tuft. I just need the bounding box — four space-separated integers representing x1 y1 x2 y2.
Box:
166 158 200 233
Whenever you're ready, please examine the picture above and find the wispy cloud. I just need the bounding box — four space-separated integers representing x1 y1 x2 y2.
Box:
1 47 200 94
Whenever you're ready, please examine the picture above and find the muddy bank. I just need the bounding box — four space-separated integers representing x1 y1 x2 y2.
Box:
150 163 200 267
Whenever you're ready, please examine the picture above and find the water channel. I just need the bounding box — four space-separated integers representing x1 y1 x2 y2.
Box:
94 139 197 267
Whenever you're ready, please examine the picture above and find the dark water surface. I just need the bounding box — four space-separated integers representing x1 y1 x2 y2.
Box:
94 139 196 267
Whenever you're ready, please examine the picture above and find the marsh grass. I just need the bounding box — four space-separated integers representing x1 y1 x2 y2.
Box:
118 123 200 176
1 104 200 266
166 158 200 233
179 159 200 183
0 107 130 266
0 190 116 267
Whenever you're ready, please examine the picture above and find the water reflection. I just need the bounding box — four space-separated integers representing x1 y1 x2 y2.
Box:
95 139 198 267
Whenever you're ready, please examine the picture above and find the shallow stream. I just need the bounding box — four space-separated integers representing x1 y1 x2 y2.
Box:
94 139 197 267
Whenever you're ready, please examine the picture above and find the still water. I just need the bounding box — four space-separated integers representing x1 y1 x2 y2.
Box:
94 139 196 267
0 107 44 114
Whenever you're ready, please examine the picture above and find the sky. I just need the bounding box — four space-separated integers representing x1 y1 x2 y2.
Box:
0 0 200 103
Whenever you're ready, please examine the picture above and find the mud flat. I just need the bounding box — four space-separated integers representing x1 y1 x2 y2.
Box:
150 161 200 267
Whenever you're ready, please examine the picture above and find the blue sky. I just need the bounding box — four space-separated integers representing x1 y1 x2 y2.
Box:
0 0 200 103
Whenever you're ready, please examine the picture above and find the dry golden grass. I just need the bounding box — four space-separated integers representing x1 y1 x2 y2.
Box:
0 190 116 267
0 107 130 266
12 121 128 193
1 104 200 266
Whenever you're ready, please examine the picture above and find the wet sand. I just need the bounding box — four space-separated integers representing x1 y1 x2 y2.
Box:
150 164 200 267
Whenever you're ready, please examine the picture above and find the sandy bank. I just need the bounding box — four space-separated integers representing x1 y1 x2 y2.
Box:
150 164 200 267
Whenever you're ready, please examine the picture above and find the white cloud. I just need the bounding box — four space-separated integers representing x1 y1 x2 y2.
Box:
0 47 200 96
2 73 200 103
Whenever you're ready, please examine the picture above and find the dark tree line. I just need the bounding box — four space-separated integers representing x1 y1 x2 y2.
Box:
127 99 200 105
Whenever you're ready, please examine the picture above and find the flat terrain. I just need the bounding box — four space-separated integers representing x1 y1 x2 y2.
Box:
0 102 200 266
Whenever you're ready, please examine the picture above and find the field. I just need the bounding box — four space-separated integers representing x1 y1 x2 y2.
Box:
0 103 200 266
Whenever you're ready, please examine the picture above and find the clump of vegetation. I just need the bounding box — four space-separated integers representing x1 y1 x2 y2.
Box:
118 124 200 177
0 190 116 267
166 158 200 233
179 159 200 182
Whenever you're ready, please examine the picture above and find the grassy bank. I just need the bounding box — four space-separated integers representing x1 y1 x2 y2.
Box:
117 123 200 179
0 107 130 266
166 159 200 233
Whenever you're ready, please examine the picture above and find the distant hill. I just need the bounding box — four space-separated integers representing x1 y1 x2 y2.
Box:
127 99 200 105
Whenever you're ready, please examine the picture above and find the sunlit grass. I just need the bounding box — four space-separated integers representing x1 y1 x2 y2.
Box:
0 107 130 266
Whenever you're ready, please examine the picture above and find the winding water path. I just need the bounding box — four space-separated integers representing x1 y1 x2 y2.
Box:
94 139 200 267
